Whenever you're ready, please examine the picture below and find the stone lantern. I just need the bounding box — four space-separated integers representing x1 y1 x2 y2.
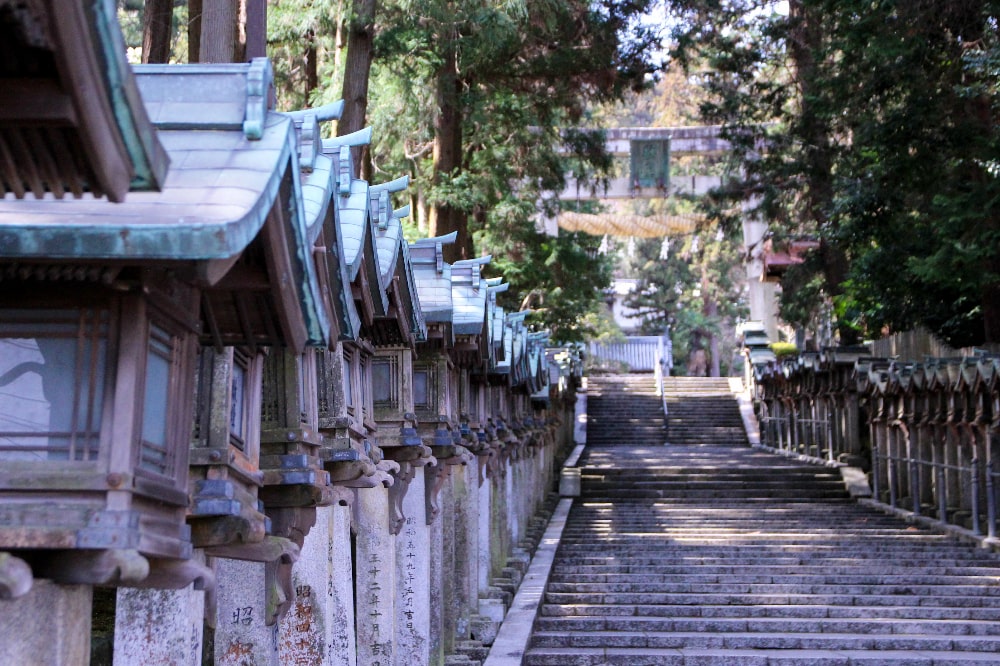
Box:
0 50 334 600
0 278 203 590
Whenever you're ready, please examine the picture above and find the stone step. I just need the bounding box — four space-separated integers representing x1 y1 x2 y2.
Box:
521 376 1000 665
530 630 1000 651
574 491 853 499
533 615 1000 635
524 646 1000 665
546 573 1000 586
550 555 1000 567
544 582 1000 597
547 565 1000 576
541 591 1000 608
538 603 1000 621
552 547 995 558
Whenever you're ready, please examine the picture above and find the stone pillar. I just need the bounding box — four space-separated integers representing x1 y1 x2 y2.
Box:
477 463 492 596
114 556 206 665
354 486 395 666
394 468 430 666
428 489 445 666
329 503 357 666
490 465 510 585
475 459 504 643
214 559 278 665
451 460 477 642
504 459 517 549
742 203 780 340
278 505 334 664
438 478 457 656
0 581 92 666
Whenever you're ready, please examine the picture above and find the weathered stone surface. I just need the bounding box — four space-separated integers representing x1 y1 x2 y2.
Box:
278 506 333 664
114 561 206 666
394 468 430 666
0 581 92 665
214 559 279 666
354 486 395 666
329 504 357 666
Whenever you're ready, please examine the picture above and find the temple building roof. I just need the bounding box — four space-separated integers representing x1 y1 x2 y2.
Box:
451 257 491 336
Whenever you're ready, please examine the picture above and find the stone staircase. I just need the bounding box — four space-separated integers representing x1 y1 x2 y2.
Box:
663 376 747 447
524 375 1000 664
586 373 667 447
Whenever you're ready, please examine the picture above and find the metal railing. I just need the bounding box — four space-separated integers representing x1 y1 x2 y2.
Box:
588 335 672 373
872 442 998 539
748 349 1000 544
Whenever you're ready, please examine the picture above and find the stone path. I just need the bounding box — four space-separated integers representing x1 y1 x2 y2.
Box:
519 375 1000 665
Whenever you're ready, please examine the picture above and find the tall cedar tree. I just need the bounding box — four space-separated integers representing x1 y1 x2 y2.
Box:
375 0 660 262
667 0 1000 345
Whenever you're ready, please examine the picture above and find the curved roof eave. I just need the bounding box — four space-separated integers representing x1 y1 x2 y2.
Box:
0 113 295 265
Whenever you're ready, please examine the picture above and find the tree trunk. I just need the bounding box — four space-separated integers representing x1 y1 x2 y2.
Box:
338 0 377 179
429 41 470 262
787 0 858 344
199 0 239 63
244 0 266 60
706 301 720 377
142 0 173 64
188 0 202 63
305 30 319 101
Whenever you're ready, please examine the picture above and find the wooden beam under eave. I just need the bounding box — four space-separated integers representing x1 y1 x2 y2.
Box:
48 1 134 202
0 79 78 125
261 196 308 353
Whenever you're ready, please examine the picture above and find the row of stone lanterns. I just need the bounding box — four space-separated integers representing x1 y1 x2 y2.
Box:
744 325 1000 542
0 6 583 663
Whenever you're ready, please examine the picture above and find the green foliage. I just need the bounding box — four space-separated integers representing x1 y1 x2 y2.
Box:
261 0 664 340
769 341 798 359
622 224 748 374
480 203 616 343
666 0 1000 345
361 0 660 336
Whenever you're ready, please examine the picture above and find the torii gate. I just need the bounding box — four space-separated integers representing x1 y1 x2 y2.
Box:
544 125 780 339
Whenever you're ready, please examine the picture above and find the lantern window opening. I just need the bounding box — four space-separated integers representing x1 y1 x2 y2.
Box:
413 365 437 415
458 374 469 418
373 355 400 410
0 307 111 463
359 354 372 423
297 351 311 426
228 349 251 452
343 351 356 415
137 322 177 477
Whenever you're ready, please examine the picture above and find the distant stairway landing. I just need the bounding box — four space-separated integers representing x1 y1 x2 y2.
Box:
586 373 667 447
663 376 747 447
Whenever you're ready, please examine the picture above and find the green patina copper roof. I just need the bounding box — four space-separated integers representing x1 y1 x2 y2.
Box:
0 61 332 348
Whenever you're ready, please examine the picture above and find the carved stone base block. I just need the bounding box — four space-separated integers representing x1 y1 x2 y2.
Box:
354 486 395 666
114 555 206 665
278 506 332 664
214 559 279 666
477 470 493 595
329 504 357 666
394 468 430 666
0 580 92 666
